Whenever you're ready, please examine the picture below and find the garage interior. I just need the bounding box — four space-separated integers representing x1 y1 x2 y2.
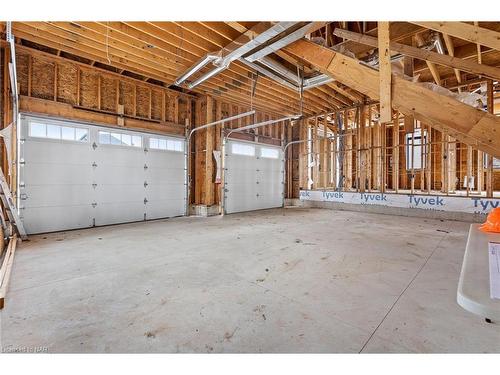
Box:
0 19 500 354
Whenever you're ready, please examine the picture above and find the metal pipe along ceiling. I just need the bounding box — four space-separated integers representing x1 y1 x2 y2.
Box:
174 54 219 86
176 21 334 92
182 22 300 89
245 23 325 62
246 56 333 90
225 115 300 138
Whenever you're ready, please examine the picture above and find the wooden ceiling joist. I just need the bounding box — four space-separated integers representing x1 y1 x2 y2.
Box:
333 28 500 82
11 21 339 116
413 22 500 52
284 39 500 158
12 38 304 117
9 21 497 120
13 23 316 116
441 33 463 84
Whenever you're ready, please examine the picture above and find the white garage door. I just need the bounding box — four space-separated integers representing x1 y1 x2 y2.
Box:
19 115 185 234
224 140 283 214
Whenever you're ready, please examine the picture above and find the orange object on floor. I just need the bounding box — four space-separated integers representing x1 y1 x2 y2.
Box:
479 207 500 233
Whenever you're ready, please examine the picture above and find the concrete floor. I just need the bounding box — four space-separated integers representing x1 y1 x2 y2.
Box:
1 207 499 353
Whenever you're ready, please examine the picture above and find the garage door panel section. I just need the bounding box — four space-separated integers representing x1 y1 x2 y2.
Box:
145 150 185 184
145 136 186 220
146 169 185 185
146 197 184 220
22 184 94 208
224 140 283 214
19 116 95 233
93 167 145 185
95 184 145 202
22 206 94 234
23 142 94 166
95 146 145 166
22 163 93 186
19 115 186 234
94 202 146 226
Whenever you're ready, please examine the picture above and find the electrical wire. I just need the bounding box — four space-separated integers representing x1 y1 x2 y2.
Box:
106 22 111 65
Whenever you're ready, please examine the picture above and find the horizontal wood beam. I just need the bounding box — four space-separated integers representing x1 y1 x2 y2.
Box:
333 28 500 81
20 96 186 135
283 39 500 158
412 22 500 53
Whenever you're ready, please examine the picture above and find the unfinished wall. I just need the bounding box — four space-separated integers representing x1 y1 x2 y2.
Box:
13 46 194 136
191 96 289 207
298 103 500 198
3 45 293 211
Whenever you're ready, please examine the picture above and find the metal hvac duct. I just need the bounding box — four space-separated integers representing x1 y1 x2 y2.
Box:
217 22 297 66
244 56 333 90
245 22 326 62
302 74 334 90
176 21 333 92
258 56 300 83
433 33 445 55
185 22 300 89
239 59 299 90
174 54 219 86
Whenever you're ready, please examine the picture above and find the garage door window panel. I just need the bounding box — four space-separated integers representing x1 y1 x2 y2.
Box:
260 147 279 159
99 131 142 148
231 143 255 156
29 121 89 143
149 137 184 152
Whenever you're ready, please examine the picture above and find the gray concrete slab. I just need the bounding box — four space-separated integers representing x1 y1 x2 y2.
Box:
1 207 498 353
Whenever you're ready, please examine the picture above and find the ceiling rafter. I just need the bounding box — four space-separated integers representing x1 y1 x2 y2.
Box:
13 28 306 116
128 21 317 110
17 22 316 115
170 22 334 108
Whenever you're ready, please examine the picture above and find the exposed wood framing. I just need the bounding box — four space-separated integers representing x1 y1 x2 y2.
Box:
205 96 215 206
412 22 500 52
301 103 499 196
486 80 494 197
414 33 441 86
378 22 392 123
283 39 500 158
441 33 463 85
403 53 415 134
333 28 500 81
8 21 338 116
